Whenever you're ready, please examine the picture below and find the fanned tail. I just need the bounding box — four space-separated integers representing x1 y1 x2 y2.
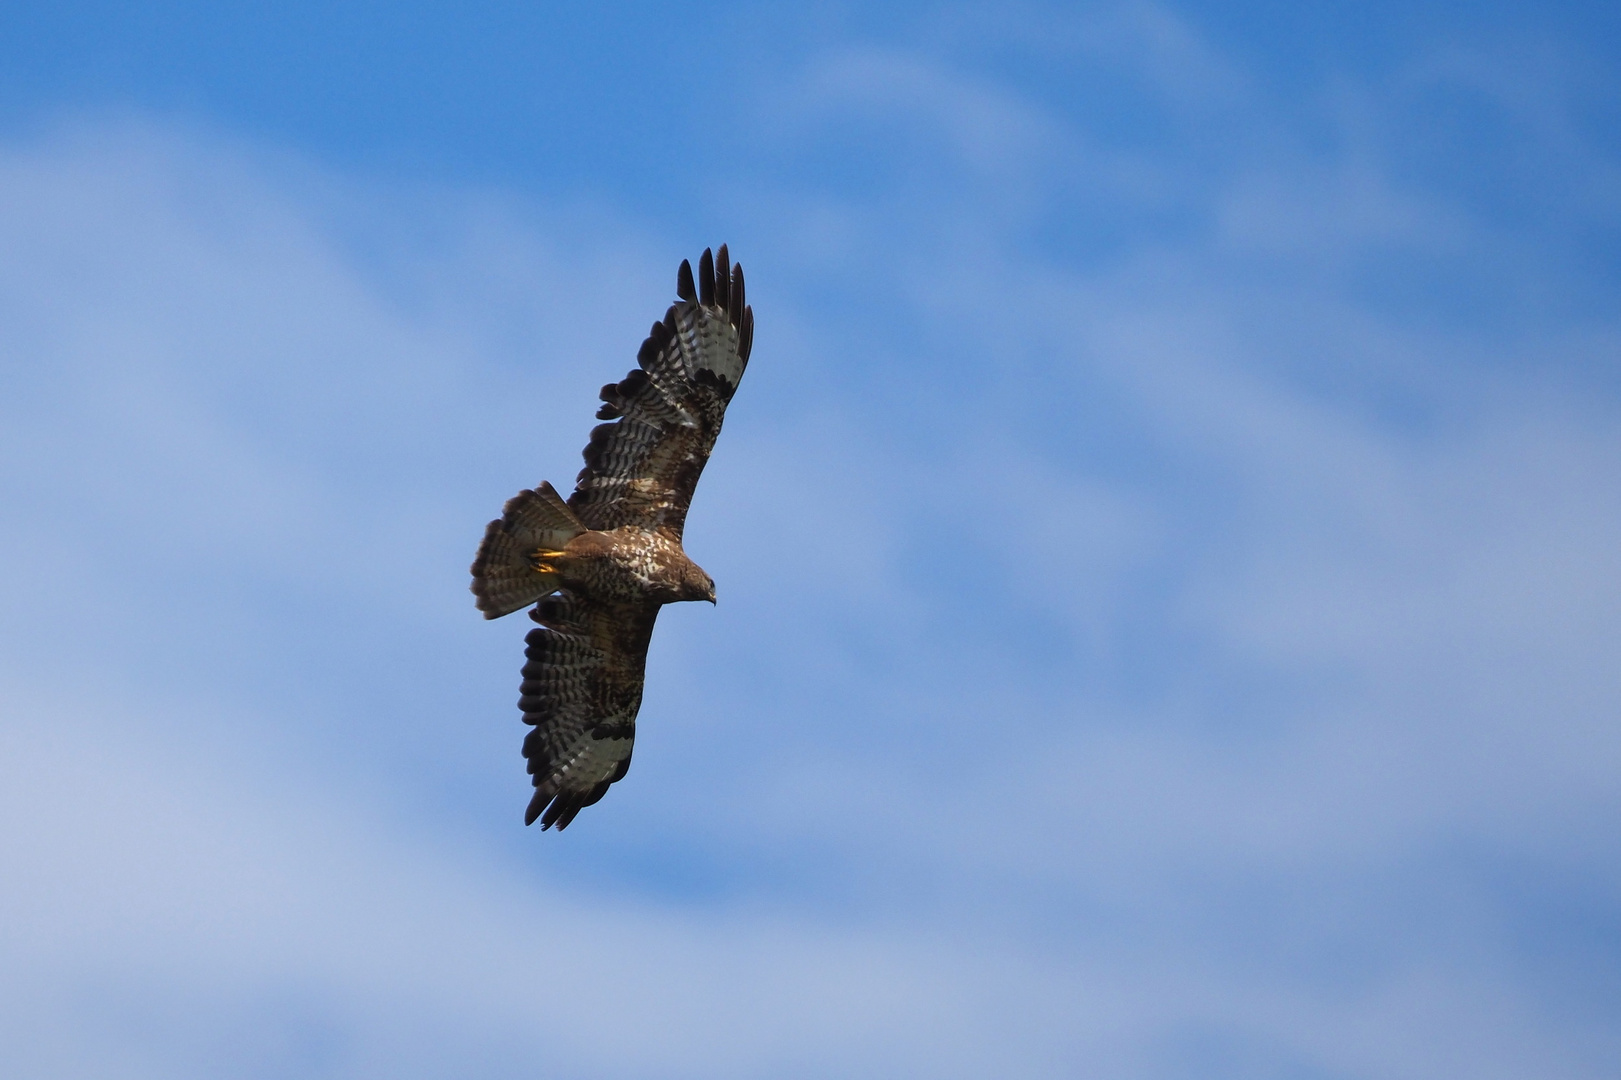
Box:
471 481 586 619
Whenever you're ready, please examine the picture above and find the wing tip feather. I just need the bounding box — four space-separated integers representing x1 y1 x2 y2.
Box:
698 247 716 305
714 245 731 310
729 263 745 328
526 780 613 830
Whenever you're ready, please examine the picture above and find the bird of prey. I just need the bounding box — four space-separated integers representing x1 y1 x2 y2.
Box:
470 246 754 830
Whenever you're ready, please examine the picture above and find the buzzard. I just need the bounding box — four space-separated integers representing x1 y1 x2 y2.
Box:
470 246 754 830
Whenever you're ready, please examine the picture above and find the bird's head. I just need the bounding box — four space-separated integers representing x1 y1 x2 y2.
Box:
681 562 717 605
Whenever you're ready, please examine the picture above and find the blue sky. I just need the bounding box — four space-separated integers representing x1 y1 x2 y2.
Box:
0 2 1618 1077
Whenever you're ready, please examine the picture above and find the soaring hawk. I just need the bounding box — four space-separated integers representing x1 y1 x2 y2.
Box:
470 246 754 830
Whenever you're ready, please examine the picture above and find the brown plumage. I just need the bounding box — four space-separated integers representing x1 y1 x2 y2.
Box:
470 246 754 830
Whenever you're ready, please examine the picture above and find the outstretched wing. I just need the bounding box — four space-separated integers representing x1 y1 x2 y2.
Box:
570 245 755 535
517 591 660 830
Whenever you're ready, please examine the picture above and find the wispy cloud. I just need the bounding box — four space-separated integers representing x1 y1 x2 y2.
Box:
1 4 1619 1075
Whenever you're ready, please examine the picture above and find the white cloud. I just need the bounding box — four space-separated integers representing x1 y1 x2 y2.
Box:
1 46 1618 1076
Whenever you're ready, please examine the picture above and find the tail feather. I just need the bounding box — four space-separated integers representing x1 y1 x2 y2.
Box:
471 481 586 619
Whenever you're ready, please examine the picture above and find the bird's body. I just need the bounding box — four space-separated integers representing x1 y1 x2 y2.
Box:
470 246 753 830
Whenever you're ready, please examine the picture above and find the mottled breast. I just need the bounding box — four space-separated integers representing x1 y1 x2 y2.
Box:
565 527 693 603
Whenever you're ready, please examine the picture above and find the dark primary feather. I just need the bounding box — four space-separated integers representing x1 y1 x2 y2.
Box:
698 247 715 305
569 245 754 536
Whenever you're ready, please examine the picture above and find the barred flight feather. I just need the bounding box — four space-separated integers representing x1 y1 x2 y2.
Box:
568 243 753 535
518 596 657 829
